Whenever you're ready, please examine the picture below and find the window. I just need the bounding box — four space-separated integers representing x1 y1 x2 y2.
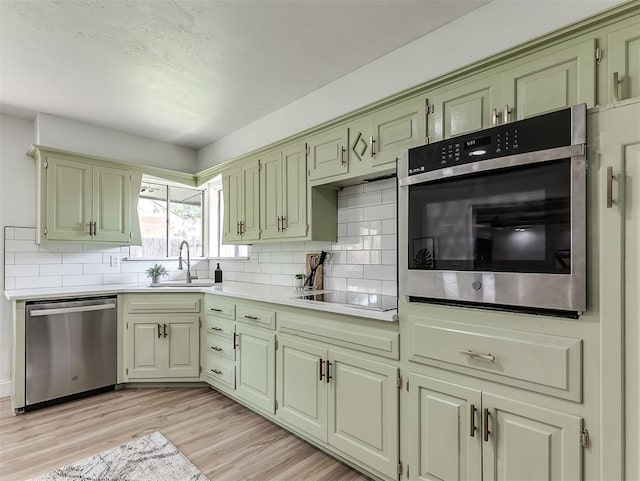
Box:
209 175 248 258
130 180 204 258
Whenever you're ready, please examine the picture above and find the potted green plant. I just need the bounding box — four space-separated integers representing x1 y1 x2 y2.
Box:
294 273 305 289
146 264 168 284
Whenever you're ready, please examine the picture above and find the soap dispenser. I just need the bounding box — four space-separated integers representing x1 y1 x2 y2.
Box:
215 263 223 283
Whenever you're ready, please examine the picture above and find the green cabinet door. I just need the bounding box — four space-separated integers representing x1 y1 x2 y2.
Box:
236 324 276 413
260 150 283 240
608 22 640 103
45 156 93 241
281 143 308 238
503 39 596 120
128 317 164 379
408 374 482 481
92 165 131 243
276 336 328 442
166 317 200 378
427 74 500 142
482 393 582 481
327 351 399 480
222 166 242 243
308 126 349 181
241 159 261 241
371 98 425 166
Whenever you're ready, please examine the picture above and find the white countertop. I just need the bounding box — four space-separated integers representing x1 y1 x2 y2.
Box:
4 280 398 322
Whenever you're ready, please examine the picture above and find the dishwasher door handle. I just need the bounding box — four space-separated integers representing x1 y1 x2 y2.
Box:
29 303 117 317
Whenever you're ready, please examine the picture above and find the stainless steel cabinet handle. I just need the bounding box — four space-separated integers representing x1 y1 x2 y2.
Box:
502 104 511 124
236 222 240 235
30 303 116 317
470 404 477 437
210 308 223 312
282 216 287 230
211 369 222 375
277 216 282 232
240 221 245 235
370 136 376 158
163 323 168 338
459 349 495 362
607 166 616 208
483 408 491 442
492 108 499 126
613 71 620 103
319 357 324 381
157 323 162 339
211 346 223 352
326 360 332 384
243 315 258 320
210 326 223 331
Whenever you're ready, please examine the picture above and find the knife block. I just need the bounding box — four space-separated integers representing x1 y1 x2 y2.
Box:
305 253 324 290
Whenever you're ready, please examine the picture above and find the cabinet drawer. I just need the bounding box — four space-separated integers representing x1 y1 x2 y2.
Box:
126 294 201 313
409 317 582 401
204 295 235 320
236 303 276 329
205 316 235 337
205 332 236 361
204 354 235 389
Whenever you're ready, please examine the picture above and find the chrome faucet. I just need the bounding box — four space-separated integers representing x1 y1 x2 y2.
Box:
178 240 198 283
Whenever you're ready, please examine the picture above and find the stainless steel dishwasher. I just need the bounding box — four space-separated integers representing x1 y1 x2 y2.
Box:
25 296 117 407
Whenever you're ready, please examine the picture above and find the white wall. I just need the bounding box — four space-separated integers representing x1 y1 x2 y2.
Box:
197 0 624 170
36 113 197 173
0 114 36 397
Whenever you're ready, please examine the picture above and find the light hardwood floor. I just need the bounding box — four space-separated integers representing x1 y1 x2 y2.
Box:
0 387 371 481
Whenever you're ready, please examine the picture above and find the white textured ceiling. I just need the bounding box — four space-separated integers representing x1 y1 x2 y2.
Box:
0 0 489 149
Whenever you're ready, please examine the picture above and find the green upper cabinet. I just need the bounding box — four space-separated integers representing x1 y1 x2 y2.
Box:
370 98 426 166
501 38 596 120
308 126 349 181
37 150 133 244
608 22 640 103
260 143 308 240
222 158 260 243
427 39 596 142
427 73 501 142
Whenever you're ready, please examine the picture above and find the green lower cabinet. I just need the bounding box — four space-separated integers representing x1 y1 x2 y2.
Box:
276 336 400 480
236 324 276 413
127 315 200 379
408 373 582 481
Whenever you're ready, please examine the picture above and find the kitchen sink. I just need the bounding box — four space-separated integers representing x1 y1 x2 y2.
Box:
150 281 218 288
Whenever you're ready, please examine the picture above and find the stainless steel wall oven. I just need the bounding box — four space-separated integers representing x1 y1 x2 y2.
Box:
398 104 586 314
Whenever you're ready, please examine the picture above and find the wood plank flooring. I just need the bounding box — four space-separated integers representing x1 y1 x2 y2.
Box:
0 387 371 481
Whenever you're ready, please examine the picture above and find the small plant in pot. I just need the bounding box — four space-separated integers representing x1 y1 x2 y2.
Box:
294 273 305 289
146 264 168 284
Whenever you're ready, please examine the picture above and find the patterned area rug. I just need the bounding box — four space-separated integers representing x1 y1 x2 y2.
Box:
27 432 210 480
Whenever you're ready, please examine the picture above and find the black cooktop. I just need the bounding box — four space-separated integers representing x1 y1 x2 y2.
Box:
293 291 397 311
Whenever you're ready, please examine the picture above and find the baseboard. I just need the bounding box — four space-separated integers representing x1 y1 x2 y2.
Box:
0 380 12 399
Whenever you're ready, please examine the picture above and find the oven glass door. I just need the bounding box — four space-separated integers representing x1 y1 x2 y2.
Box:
407 158 571 274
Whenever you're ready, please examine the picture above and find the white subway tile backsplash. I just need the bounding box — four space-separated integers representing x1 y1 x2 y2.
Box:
258 253 272 263
330 264 364 278
271 274 294 287
332 237 363 251
347 278 382 294
271 252 293 263
363 265 397 281
363 177 395 192
340 184 364 196
5 240 39 253
103 273 138 285
381 188 396 204
337 224 347 237
39 243 84 253
363 203 396 221
324 277 347 291
4 277 15 290
15 252 61 264
5 253 14 265
63 252 103 264
4 227 15 240
5 265 39 277
62 275 103 287
347 250 381 265
382 219 397 234
83 264 121 275
347 220 382 236
381 250 397 265
382 280 398 296
262 263 282 275
14 228 36 240
363 236 382 249
40 264 83 276
304 241 332 252
338 207 364 224
342 190 382 208
16 276 62 289
380 234 397 250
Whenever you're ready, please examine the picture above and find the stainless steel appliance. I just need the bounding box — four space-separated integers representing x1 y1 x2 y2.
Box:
398 104 586 314
293 291 397 311
25 296 117 407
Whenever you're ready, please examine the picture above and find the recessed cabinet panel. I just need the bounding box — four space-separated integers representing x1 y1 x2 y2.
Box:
132 322 161 374
308 127 349 180
608 23 640 103
409 374 482 481
371 99 424 166
93 165 131 243
241 160 261 241
236 325 276 413
282 144 308 238
260 151 282 239
167 320 199 377
328 351 398 480
277 336 328 442
222 166 242 243
482 393 582 481
46 157 92 241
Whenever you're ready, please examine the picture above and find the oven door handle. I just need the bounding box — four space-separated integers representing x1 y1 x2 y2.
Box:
398 144 585 187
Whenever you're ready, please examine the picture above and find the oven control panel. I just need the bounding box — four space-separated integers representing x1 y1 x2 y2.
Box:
408 106 574 176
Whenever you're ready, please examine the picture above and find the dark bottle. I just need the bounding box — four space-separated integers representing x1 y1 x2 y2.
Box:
215 263 223 283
